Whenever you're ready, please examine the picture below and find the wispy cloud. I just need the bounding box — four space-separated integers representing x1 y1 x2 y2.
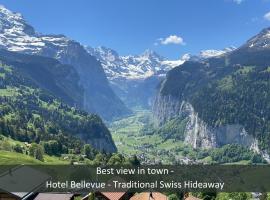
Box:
264 11 270 21
157 35 185 45
232 0 244 4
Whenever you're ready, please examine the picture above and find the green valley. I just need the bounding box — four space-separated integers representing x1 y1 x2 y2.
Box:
110 109 187 164
110 109 266 165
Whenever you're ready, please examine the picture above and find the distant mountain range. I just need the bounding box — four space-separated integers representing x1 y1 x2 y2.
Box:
86 46 236 81
85 47 186 108
86 45 235 108
86 47 186 80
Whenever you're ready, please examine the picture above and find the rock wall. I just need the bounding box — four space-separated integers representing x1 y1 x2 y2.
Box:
77 133 117 153
153 94 256 149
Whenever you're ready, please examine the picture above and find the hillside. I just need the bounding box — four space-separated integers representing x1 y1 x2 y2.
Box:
0 49 83 106
0 55 116 153
153 27 270 158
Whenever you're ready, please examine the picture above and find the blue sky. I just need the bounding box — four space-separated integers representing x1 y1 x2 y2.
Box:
0 0 270 59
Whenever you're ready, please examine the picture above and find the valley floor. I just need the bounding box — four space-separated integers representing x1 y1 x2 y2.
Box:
109 109 194 164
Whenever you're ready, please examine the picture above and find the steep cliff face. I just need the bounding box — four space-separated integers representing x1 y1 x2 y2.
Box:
153 28 270 155
77 133 116 153
153 96 255 149
153 94 183 126
37 36 131 121
182 101 217 149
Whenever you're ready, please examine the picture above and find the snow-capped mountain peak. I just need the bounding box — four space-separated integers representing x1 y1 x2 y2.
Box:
244 27 270 49
141 49 164 60
0 5 24 25
86 46 185 80
180 47 236 62
0 5 73 54
0 5 45 52
161 53 190 68
199 46 236 59
0 5 34 34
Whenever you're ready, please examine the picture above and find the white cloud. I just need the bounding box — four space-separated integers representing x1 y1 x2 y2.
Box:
158 35 185 45
233 0 244 4
264 11 270 21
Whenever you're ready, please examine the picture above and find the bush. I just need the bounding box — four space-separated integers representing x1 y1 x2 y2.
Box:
168 194 179 200
209 144 265 164
43 140 62 156
29 143 44 161
13 144 23 153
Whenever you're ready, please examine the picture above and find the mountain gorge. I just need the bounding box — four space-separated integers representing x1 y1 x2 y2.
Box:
0 4 269 165
87 46 236 108
0 5 130 121
86 46 186 108
153 28 270 161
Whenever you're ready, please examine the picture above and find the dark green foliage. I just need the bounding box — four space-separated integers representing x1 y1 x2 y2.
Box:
159 43 270 153
193 192 217 200
83 144 96 160
191 66 270 153
209 144 265 164
216 192 252 200
90 153 140 166
92 152 109 165
156 117 187 140
227 192 250 200
0 59 116 155
107 153 126 165
43 140 64 156
168 194 179 200
0 49 83 107
13 144 23 153
128 155 140 166
29 143 44 161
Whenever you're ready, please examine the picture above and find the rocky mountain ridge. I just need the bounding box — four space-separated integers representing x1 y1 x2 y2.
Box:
86 46 185 80
87 46 236 81
0 5 130 121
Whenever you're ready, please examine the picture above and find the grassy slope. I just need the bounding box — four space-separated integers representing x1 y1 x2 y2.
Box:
0 137 68 165
0 151 42 164
0 151 68 165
